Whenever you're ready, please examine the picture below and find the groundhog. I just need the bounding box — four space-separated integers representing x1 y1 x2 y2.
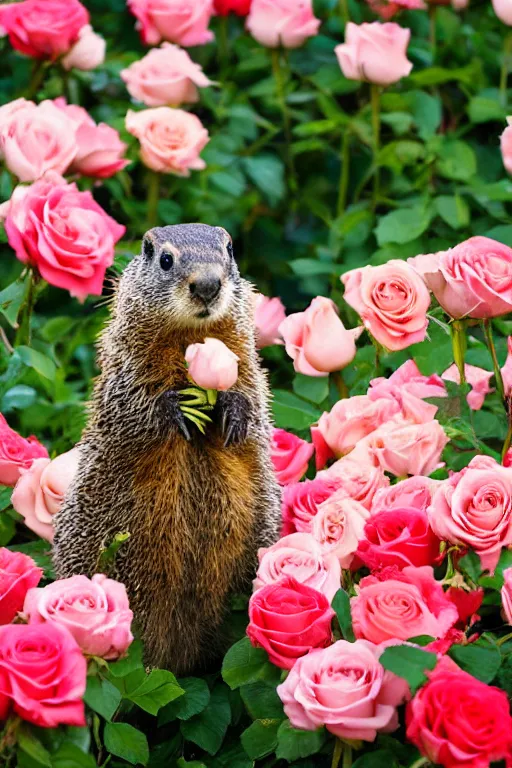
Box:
52 224 282 674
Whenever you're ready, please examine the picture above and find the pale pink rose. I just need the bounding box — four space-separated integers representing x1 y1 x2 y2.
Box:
312 496 370 568
372 475 442 514
335 22 412 86
71 122 129 179
0 98 32 126
428 455 512 574
408 237 512 319
246 0 320 49
501 121 512 175
319 455 390 509
271 428 314 485
127 0 214 46
366 418 449 477
342 261 430 351
254 532 341 602
0 99 76 182
502 337 512 395
368 359 446 423
254 294 285 349
279 297 363 377
0 0 89 60
502 567 512 623
442 363 494 410
11 448 81 542
352 566 458 644
125 107 209 175
121 43 211 107
53 97 94 128
61 24 105 71
277 639 409 741
493 0 512 24
24 574 133 660
185 337 238 391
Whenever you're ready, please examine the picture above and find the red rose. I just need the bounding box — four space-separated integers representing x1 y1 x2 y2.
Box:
406 656 512 768
247 576 334 669
446 587 484 628
0 623 86 727
0 549 42 625
356 507 441 571
214 0 252 14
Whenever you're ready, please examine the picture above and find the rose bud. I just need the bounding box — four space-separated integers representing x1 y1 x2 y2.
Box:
185 338 239 391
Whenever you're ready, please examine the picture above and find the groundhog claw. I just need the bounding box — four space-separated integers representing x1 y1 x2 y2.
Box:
161 390 191 441
218 391 250 446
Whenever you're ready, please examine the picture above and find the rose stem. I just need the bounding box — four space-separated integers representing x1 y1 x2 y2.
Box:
331 739 343 768
502 422 512 462
482 319 506 401
429 5 437 59
451 319 467 386
500 33 512 107
332 371 349 399
337 129 351 216
146 170 160 229
342 743 352 768
409 759 430 768
218 14 229 80
339 0 349 25
271 48 297 195
370 84 381 209
15 269 38 348
26 59 47 100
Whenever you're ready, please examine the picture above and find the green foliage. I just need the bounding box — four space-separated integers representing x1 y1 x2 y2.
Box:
332 588 355 642
380 646 438 693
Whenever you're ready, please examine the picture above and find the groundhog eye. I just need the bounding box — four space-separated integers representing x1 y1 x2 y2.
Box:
143 238 154 260
226 241 234 259
160 250 174 271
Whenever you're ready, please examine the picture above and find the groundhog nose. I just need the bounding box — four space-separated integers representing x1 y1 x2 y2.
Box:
189 277 222 304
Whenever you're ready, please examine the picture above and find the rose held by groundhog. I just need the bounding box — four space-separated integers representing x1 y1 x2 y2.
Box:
52 224 281 674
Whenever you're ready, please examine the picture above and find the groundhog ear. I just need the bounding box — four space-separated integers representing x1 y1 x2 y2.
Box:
142 237 155 260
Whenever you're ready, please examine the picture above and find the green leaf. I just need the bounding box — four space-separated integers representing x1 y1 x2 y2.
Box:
332 589 355 642
352 751 398 768
180 686 231 756
15 346 56 381
240 682 284 720
436 139 477 181
459 551 482 583
380 645 438 693
51 744 96 768
293 373 329 405
125 669 184 715
103 723 149 766
449 641 501 683
84 675 122 721
275 720 326 761
409 320 453 376
158 677 210 724
375 206 432 246
495 654 512 696
468 96 506 124
17 727 52 767
484 224 512 247
405 90 442 139
242 154 285 207
435 195 470 230
176 760 207 768
208 743 253 768
0 276 29 328
2 385 37 412
107 639 144 678
222 637 279 689
272 390 323 431
241 719 281 760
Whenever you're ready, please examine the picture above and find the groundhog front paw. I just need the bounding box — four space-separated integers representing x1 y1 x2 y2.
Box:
160 390 191 441
217 391 251 447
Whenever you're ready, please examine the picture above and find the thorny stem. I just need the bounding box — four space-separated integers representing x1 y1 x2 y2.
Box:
482 319 505 401
370 84 381 209
146 171 160 229
451 319 467 387
500 33 512 107
271 49 297 195
337 129 351 217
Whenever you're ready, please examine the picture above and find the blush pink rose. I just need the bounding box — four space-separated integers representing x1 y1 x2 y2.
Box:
254 294 286 349
126 107 209 175
281 476 338 535
501 567 512 624
277 638 409 741
442 363 494 410
271 428 314 485
185 338 238 391
24 574 133 660
335 22 412 86
11 448 81 542
127 0 214 46
0 623 86 727
254 532 341 602
246 0 320 49
501 336 512 396
0 549 42 625
501 120 512 175
0 0 88 59
2 173 125 300
61 24 105 71
352 566 458 644
0 414 48 487
371 475 442 513
72 122 129 178
428 455 512 574
319 455 390 509
312 496 370 568
342 261 430 352
365 418 449 477
279 297 363 377
493 0 512 23
247 576 334 669
368 359 446 423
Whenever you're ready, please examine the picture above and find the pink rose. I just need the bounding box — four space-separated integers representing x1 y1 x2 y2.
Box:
352 566 458 644
365 418 449 477
319 455 390 509
126 107 209 175
277 639 409 741
254 294 285 349
356 507 441 571
247 576 334 669
335 22 412 86
312 496 370 567
281 476 338 535
501 336 512 396
11 448 81 542
61 24 105 71
254 532 341 602
368 359 446 423
366 0 425 19
501 121 512 175
502 567 512 624
342 261 430 351
493 0 512 24
372 475 442 513
0 549 41 625
271 428 314 485
185 337 238 391
428 455 512 573
246 0 320 49
0 0 88 59
279 296 363 377
0 623 86 727
127 0 214 46
0 414 48 487
442 363 493 410
24 574 133 660
121 43 211 108
72 122 129 179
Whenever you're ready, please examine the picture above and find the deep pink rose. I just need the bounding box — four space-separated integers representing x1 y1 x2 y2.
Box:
277 639 409 741
246 0 320 49
364 418 449 477
312 496 370 568
281 476 338 535
371 475 442 513
368 359 446 423
366 0 425 19
185 338 238 391
61 24 106 71
271 428 314 485
502 567 512 624
0 0 88 59
0 549 42 625
335 22 413 86
442 363 493 410
254 294 286 349
127 0 214 46
3 172 125 300
215 0 252 14
319 455 390 509
352 566 458 644
247 576 334 669
0 414 48 487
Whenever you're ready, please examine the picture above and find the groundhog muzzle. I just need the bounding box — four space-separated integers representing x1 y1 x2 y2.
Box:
51 223 282 674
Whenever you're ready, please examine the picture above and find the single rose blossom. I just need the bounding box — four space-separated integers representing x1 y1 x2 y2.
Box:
277 638 409 741
0 549 42 625
215 0 252 14
246 0 320 49
406 656 512 768
319 455 390 509
493 0 512 24
0 414 48 487
0 0 89 59
71 122 129 179
247 576 334 669
121 43 212 107
365 418 449 477
185 338 238 391
254 294 285 349
371 475 442 514
127 0 214 46
281 475 338 535
126 107 209 175
335 22 412 86
366 0 425 20
271 428 314 486
502 567 512 624
279 296 363 377
501 336 512 395
368 359 446 423
312 496 370 568
61 24 105 70
441 363 494 410
254 532 341 602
